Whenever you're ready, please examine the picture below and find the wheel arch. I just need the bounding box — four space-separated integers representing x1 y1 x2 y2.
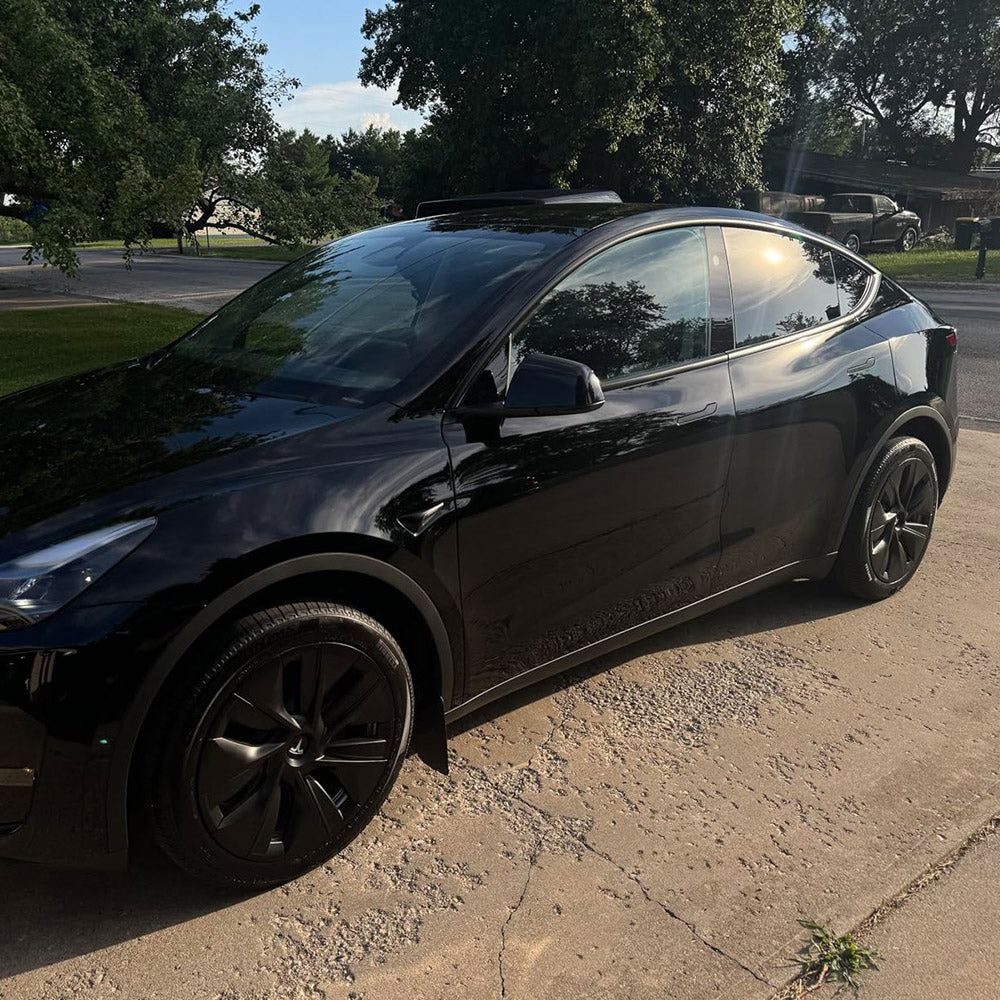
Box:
111 553 456 855
832 404 955 553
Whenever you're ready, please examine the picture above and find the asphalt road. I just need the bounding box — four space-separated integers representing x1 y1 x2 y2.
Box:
909 283 998 426
0 245 277 313
0 248 995 422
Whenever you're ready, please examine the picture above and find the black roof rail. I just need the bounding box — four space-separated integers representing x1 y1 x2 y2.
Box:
414 189 622 218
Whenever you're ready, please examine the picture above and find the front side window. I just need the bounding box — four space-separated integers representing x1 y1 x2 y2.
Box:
724 228 840 346
875 195 897 214
507 227 712 384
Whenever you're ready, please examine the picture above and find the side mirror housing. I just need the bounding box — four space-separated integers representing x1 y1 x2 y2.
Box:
456 353 605 419
505 353 605 415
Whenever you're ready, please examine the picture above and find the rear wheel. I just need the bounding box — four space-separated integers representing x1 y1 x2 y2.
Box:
830 436 938 601
843 232 862 254
142 602 413 890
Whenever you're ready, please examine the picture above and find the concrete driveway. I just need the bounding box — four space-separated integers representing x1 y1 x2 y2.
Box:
1 429 998 1000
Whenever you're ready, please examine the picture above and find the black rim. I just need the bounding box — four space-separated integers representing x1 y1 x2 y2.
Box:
196 642 396 861
868 457 935 585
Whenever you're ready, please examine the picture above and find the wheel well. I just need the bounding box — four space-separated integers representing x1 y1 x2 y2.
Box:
894 415 953 497
128 569 448 828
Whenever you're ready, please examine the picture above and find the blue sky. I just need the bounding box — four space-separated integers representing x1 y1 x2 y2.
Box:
252 0 425 137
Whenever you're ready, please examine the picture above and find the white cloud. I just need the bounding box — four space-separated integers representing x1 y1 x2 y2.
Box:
274 81 425 137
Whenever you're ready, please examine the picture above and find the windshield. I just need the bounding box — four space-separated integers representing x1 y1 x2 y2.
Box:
173 220 575 406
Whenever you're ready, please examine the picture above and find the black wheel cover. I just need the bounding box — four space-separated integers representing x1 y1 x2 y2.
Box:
866 456 936 586
195 640 397 862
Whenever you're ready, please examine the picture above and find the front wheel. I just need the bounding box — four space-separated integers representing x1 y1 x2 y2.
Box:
829 436 938 601
142 602 414 890
898 227 919 252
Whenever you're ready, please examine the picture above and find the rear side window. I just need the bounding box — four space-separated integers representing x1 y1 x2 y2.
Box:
509 227 711 382
831 252 872 313
723 228 840 346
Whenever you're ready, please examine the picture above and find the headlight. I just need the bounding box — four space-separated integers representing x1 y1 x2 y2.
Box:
0 518 156 630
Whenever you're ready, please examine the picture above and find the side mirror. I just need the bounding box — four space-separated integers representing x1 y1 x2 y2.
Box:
456 353 605 419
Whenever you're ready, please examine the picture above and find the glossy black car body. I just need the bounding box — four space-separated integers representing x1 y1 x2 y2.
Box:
0 204 957 871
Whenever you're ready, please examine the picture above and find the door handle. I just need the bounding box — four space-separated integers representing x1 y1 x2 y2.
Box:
847 357 876 374
669 401 718 426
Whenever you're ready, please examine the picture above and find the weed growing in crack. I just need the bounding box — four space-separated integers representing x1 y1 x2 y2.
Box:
791 920 879 994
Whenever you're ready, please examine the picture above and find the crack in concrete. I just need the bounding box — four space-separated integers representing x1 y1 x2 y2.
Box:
475 765 774 991
498 857 535 1000
577 835 774 989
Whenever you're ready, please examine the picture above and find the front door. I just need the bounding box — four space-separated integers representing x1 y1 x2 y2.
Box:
873 196 904 243
443 226 736 703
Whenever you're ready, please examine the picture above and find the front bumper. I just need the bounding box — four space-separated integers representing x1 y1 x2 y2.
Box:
0 602 156 867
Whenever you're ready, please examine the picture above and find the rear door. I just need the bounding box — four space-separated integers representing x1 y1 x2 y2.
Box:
716 226 898 587
444 226 736 702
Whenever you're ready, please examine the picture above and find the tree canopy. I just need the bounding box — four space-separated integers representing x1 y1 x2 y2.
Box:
777 0 1000 172
360 0 803 205
0 1 380 271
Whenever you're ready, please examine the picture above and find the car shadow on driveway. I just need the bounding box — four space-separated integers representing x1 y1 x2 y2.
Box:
449 578 861 735
0 835 249 981
0 580 859 981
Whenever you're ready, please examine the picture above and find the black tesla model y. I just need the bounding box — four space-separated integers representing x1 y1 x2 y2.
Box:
0 195 957 888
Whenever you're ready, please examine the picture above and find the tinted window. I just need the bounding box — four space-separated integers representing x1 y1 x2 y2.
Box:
831 252 872 312
509 227 711 382
724 228 840 346
175 222 573 405
875 195 897 214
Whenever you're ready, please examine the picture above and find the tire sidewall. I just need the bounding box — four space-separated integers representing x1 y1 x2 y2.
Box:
899 227 918 252
845 233 862 253
152 606 413 889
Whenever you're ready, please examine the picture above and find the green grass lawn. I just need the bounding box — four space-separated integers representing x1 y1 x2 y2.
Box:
75 239 316 263
78 236 269 250
200 244 318 262
872 247 999 283
0 303 200 397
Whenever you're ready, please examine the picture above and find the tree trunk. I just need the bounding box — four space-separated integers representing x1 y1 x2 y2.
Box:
950 96 981 175
176 230 184 255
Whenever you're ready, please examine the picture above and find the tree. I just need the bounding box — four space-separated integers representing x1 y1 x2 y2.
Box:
215 129 383 246
0 2 376 271
325 125 405 200
360 0 803 205
789 0 1000 172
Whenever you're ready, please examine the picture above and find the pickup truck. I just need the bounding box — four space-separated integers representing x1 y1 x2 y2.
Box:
786 192 922 254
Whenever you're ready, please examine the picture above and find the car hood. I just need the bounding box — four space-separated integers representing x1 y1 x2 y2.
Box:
0 355 360 544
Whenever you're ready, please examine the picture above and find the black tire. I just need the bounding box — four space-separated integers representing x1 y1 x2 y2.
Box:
897 227 919 252
843 232 862 254
141 602 414 890
829 436 938 601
